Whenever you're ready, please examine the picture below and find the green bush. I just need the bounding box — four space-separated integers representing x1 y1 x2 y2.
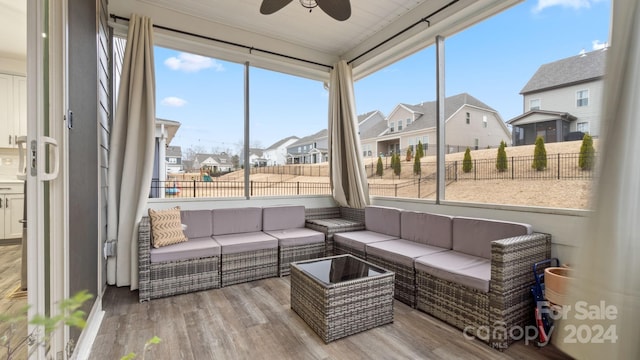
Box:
416 141 424 159
376 156 383 177
413 152 421 175
496 140 508 172
393 153 401 176
462 147 473 173
579 133 596 170
532 136 547 171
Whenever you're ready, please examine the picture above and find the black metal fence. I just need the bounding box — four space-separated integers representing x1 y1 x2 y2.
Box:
152 153 594 199
449 153 595 181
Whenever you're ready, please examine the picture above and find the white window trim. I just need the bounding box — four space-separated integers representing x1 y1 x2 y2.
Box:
576 89 589 107
529 98 541 111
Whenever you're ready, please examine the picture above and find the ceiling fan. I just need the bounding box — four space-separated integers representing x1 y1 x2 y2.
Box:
260 0 351 21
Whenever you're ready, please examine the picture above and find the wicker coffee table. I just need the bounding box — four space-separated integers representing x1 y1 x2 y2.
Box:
290 254 395 343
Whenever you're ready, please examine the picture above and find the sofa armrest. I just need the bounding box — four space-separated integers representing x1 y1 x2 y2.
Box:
138 216 151 296
489 232 551 342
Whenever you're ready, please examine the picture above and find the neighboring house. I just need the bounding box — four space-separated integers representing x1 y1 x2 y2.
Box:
192 152 233 173
165 145 183 173
151 118 180 197
508 48 606 145
358 110 387 160
248 148 267 167
287 129 328 164
361 93 511 157
263 136 299 166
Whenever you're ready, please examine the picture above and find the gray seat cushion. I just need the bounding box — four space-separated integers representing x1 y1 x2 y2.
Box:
265 228 324 247
401 211 453 249
452 217 532 259
213 232 278 254
334 231 398 253
415 251 491 293
150 236 220 263
181 210 213 239
212 207 263 235
263 205 305 231
366 239 449 267
365 206 402 237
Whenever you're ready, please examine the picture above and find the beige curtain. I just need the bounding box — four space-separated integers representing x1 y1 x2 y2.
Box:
328 60 370 208
555 1 640 358
106 14 156 288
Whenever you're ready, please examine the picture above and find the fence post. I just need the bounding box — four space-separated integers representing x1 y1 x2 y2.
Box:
418 177 421 198
511 157 514 180
250 180 253 196
558 153 561 180
473 159 478 180
455 161 458 181
297 181 300 195
395 184 398 197
193 179 196 198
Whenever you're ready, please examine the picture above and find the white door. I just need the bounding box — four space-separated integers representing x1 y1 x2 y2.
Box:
27 0 67 358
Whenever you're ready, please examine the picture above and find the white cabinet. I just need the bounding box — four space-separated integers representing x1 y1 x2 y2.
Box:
0 74 27 148
0 183 24 239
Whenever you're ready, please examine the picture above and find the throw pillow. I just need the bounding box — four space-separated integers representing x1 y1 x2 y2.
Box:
148 206 188 248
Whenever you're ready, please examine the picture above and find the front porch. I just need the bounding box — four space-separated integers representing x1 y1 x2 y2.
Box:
90 278 570 359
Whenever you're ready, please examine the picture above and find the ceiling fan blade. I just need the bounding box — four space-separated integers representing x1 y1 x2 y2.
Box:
316 0 351 21
260 0 294 15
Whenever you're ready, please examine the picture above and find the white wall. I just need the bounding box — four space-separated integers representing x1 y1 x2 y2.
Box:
0 57 26 75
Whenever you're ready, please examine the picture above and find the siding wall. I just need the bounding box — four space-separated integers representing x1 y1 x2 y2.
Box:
98 0 112 293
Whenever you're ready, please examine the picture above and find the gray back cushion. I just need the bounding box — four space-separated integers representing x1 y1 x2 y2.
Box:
452 217 532 259
263 205 305 231
365 206 401 237
180 210 213 239
212 207 263 235
401 211 453 249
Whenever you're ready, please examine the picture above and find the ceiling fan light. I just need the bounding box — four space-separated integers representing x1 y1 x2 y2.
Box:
299 0 318 10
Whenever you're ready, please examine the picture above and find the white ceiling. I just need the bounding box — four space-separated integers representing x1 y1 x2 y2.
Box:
0 0 27 59
107 0 521 81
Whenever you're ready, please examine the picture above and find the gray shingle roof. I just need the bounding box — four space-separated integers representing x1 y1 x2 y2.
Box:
266 136 299 150
405 93 495 132
166 145 182 157
289 129 327 147
520 49 607 94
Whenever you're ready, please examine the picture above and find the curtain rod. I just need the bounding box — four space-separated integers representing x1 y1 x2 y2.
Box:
109 14 334 70
347 0 459 65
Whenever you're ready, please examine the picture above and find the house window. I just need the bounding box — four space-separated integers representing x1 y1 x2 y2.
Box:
577 122 590 133
529 99 540 111
390 121 395 132
474 138 479 150
466 112 470 124
398 121 403 131
168 157 177 164
483 116 488 128
577 90 589 107
406 118 411 126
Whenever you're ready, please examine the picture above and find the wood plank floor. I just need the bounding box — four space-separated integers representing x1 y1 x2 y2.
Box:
0 243 28 360
91 277 572 360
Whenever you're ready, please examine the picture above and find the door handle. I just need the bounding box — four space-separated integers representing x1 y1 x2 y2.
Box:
39 136 59 181
16 136 27 180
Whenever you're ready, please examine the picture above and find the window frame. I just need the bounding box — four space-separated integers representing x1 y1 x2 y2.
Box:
576 89 589 107
529 98 541 111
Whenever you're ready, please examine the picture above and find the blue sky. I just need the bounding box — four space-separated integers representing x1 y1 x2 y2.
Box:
155 0 611 153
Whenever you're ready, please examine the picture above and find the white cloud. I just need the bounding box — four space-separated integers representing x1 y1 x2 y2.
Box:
164 52 224 72
161 96 187 107
533 0 605 13
592 40 608 50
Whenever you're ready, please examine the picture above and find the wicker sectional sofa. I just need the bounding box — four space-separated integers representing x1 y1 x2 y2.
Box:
138 205 326 302
333 205 552 349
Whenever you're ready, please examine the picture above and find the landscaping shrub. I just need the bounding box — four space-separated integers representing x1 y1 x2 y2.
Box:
463 147 473 173
579 133 596 170
376 156 383 177
406 147 412 162
413 152 421 175
393 153 401 176
496 140 508 172
532 136 547 171
416 141 424 159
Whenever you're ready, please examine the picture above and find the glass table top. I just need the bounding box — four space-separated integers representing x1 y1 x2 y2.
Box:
294 255 388 285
